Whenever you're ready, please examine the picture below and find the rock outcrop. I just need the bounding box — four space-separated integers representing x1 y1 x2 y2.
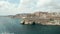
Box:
20 12 60 25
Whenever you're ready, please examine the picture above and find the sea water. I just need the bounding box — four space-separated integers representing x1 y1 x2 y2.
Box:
0 17 60 34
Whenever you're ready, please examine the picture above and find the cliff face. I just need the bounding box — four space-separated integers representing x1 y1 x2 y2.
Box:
20 12 60 25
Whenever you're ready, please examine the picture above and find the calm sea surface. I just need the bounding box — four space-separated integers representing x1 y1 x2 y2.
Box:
0 17 60 34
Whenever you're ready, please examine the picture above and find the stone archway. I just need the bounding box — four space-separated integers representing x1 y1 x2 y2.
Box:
32 21 35 25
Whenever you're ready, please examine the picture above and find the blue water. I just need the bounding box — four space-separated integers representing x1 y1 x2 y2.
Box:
0 17 60 34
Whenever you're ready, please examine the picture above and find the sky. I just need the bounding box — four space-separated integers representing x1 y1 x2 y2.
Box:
0 0 60 15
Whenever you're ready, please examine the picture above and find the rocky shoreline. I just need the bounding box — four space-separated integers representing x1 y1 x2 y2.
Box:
20 18 60 25
20 11 60 25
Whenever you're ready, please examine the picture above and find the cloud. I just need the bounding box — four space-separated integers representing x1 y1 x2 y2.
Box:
18 0 50 13
0 1 17 15
18 0 60 13
0 0 6 1
0 0 60 15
